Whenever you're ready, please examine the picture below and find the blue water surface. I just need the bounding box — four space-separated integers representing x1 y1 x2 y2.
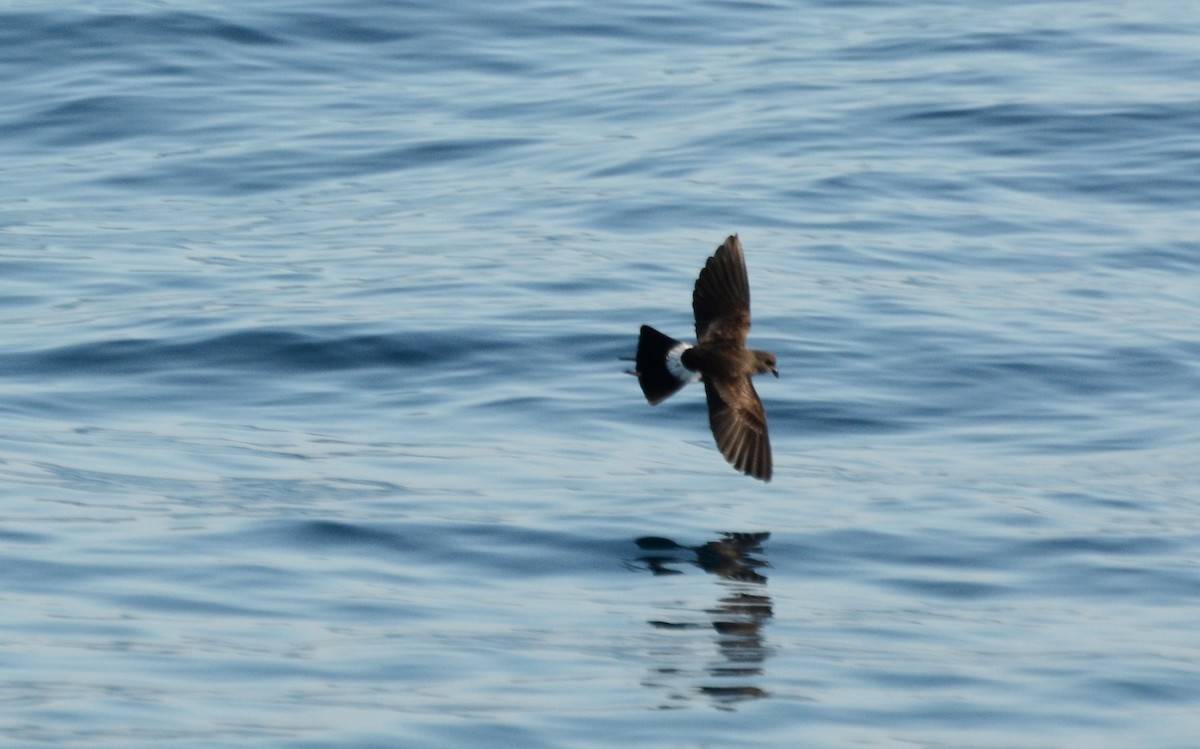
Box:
2 1 1199 747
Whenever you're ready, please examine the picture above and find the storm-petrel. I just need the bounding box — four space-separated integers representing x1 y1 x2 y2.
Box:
628 235 777 481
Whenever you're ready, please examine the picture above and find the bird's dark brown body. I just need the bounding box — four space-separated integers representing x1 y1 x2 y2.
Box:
679 346 777 380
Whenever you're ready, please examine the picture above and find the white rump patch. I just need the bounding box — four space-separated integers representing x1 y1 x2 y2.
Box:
666 342 701 384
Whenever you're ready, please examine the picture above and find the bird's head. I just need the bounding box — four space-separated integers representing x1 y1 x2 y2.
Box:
753 351 778 378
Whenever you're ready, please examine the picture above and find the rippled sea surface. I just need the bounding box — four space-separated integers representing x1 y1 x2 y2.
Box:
3 2 1199 747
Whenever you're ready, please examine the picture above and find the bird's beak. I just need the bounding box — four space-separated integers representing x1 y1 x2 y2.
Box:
771 367 779 378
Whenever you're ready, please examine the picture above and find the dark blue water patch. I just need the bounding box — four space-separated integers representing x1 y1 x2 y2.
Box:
0 326 535 421
0 9 283 75
284 519 414 553
101 137 538 195
1015 534 1177 559
894 101 1191 137
0 527 51 544
405 721 565 749
9 95 181 148
1 328 502 379
0 324 681 423
850 328 1200 434
587 199 757 234
370 138 538 171
768 401 909 437
1085 673 1200 706
83 10 283 48
52 9 279 51
841 27 1079 63
860 668 998 691
1090 563 1200 601
112 592 275 618
996 167 1200 208
269 518 632 579
846 700 1073 732
884 100 1200 171
438 523 640 578
1104 345 1200 396
876 577 1010 600
456 0 754 48
0 11 290 156
0 553 133 595
1044 490 1144 513
1104 241 1200 273
808 528 1014 575
272 8 425 44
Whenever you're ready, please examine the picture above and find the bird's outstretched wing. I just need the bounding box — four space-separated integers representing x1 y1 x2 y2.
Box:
693 235 751 345
703 375 772 482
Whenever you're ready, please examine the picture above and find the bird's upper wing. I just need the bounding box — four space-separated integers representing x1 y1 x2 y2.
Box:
703 375 772 482
693 235 752 345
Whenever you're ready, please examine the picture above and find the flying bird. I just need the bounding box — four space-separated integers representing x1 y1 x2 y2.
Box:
628 235 777 481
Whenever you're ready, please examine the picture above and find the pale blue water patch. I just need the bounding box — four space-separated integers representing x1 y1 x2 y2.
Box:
2 1 1200 747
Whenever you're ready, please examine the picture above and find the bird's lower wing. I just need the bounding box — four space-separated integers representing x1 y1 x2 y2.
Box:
703 377 772 481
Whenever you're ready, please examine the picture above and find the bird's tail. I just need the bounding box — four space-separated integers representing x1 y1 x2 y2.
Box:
626 325 700 405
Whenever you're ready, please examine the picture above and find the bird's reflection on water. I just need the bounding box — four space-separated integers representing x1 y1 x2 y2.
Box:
631 532 772 709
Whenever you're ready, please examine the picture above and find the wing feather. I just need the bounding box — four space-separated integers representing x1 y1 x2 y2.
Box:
693 235 752 345
702 376 772 482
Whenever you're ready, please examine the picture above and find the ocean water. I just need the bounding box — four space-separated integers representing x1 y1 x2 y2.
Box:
2 1 1199 747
